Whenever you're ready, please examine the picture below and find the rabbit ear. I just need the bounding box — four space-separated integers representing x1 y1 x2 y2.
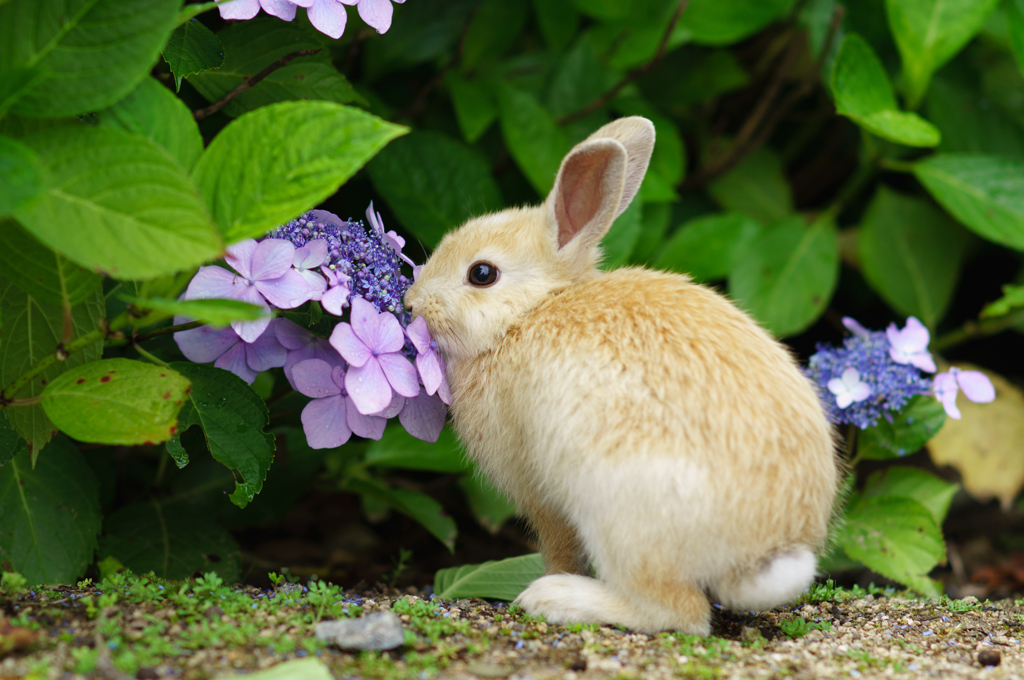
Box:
546 117 656 254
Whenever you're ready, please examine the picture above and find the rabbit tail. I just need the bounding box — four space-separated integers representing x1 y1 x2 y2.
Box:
711 547 818 612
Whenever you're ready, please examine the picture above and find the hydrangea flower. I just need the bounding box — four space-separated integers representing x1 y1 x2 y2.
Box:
291 356 387 448
217 0 406 41
397 390 446 442
292 240 329 301
174 319 287 384
887 317 936 373
932 367 996 420
827 367 871 409
407 316 451 404
320 265 351 316
274 318 338 390
329 297 419 414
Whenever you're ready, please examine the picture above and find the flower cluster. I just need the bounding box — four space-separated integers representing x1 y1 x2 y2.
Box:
805 317 994 429
174 204 448 446
218 0 406 40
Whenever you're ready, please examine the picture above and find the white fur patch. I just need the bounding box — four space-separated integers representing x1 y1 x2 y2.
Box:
714 547 817 612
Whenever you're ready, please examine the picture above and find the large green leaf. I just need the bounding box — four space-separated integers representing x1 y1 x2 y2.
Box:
0 221 103 307
926 77 1024 160
913 153 1024 251
364 424 468 473
0 0 181 117
192 101 406 243
885 0 1000 108
222 62 362 118
0 437 101 585
446 73 497 143
363 0 478 80
728 215 839 338
14 126 223 280
169 362 275 510
599 198 643 270
458 474 516 534
1007 0 1024 79
831 34 940 147
0 411 25 469
122 296 268 328
40 358 190 446
546 34 617 120
497 84 572 196
367 131 503 248
532 0 579 51
0 67 46 115
98 497 241 582
981 284 1024 318
0 135 42 216
0 279 103 461
434 553 544 600
860 466 958 526
837 495 944 596
707 147 792 225
347 477 457 551
857 186 966 327
680 0 796 45
857 395 947 461
654 213 761 282
163 19 225 91
461 0 530 71
95 77 204 172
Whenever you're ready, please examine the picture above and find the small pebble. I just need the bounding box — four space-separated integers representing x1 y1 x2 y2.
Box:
315 612 405 651
978 650 1001 667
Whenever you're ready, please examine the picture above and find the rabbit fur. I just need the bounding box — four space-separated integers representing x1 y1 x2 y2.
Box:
404 116 838 635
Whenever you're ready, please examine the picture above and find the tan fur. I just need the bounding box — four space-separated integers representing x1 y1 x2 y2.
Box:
405 116 838 635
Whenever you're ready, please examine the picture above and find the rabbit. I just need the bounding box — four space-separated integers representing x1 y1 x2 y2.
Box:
403 116 839 635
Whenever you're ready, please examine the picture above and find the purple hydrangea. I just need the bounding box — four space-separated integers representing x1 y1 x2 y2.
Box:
174 318 287 384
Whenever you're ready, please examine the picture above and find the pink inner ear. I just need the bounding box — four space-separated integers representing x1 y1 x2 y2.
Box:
555 148 610 248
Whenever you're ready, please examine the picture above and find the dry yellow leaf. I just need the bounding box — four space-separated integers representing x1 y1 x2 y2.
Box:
928 365 1024 510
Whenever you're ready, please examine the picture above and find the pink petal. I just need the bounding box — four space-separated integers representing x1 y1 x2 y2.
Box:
909 352 937 373
321 265 349 288
290 0 314 6
291 358 343 398
215 343 258 384
230 284 273 343
372 392 405 418
376 311 406 354
218 0 261 20
308 0 348 38
346 398 387 440
357 0 393 32
436 372 451 405
349 297 384 350
406 315 431 354
298 269 328 301
284 340 342 390
175 325 240 364
378 352 420 398
366 201 383 235
933 372 961 419
274 318 313 350
956 370 995 403
416 350 444 396
260 0 297 19
250 239 296 282
225 239 258 280
399 391 447 443
841 317 870 338
330 322 372 367
321 284 349 316
301 396 353 449
294 240 328 269
255 269 317 309
345 359 394 414
183 266 242 301
245 327 288 371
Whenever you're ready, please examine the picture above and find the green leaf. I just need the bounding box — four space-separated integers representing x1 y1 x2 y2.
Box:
0 0 181 117
95 77 204 172
1007 0 1024 78
981 284 1024 318
461 0 529 71
40 358 190 446
363 0 477 81
531 0 579 51
707 147 792 225
886 0 1001 108
98 497 241 582
121 296 268 328
0 135 42 216
169 362 275 509
837 495 945 596
546 34 617 120
861 466 958 526
926 77 1024 160
188 17 322 106
0 67 46 115
629 202 672 265
367 130 502 248
446 73 497 143
365 425 468 473
497 84 572 196
230 62 363 118
654 213 762 282
728 215 839 338
913 153 1024 251
192 101 406 243
830 34 940 147
0 279 103 461
14 126 223 280
857 395 947 461
163 19 225 91
434 553 544 600
0 221 103 306
857 186 967 327
599 198 643 270
680 0 797 45
0 411 25 469
641 50 749 113
458 474 516 534
166 435 189 469
348 477 457 551
0 437 101 585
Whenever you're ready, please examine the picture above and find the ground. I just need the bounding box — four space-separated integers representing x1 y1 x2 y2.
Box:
1 574 1023 679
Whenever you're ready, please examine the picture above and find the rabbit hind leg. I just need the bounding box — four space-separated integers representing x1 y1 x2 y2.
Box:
711 546 817 612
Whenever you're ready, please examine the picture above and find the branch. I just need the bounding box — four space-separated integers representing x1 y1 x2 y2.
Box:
131 320 204 345
931 309 1024 352
194 49 322 121
557 0 691 126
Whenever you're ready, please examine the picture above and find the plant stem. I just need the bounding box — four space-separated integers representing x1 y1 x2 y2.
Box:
846 425 861 468
133 342 170 368
877 158 915 173
129 321 204 345
931 309 1024 351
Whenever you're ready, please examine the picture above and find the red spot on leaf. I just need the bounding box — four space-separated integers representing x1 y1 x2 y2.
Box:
100 376 111 383
162 391 171 399
40 379 46 386
76 378 86 384
160 373 167 377
143 441 154 446
169 425 178 435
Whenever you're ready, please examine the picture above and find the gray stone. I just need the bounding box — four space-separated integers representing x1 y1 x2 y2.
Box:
315 612 406 651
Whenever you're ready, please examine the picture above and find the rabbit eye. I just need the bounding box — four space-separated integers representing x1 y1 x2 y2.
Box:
468 262 499 287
